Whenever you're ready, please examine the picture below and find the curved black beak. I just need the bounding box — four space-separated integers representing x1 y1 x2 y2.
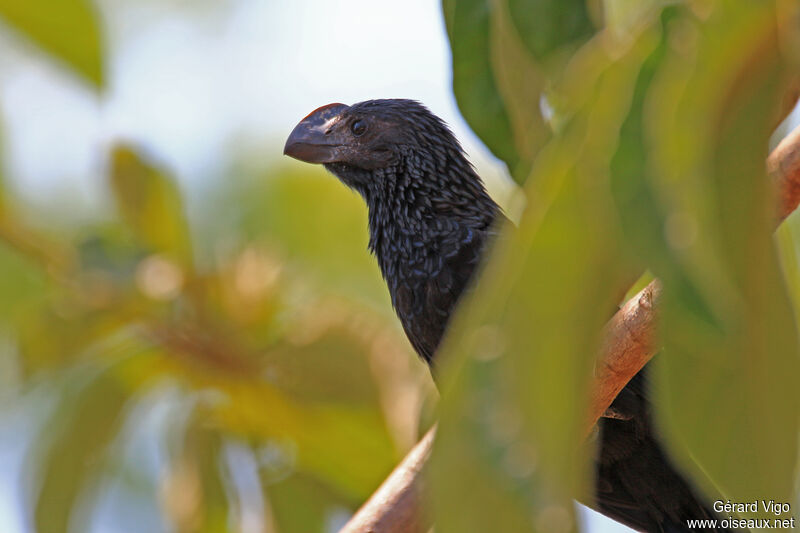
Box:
284 103 349 163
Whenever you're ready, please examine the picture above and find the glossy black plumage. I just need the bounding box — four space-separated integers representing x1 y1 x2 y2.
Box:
285 99 727 532
286 99 501 363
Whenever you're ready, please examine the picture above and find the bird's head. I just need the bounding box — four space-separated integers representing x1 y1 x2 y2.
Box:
284 99 474 195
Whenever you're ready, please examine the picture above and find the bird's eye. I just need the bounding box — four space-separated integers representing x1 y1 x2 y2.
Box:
351 120 367 136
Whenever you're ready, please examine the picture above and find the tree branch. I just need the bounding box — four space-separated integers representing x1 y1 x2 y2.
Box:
770 124 800 221
339 429 434 533
586 280 660 433
338 123 800 533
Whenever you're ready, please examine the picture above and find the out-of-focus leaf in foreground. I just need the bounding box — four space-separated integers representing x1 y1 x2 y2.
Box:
607 1 799 508
506 0 595 64
431 15 654 533
109 146 193 267
436 0 800 530
0 243 49 326
640 3 799 506
31 360 132 533
163 416 233 532
443 0 599 184
443 0 543 182
266 472 350 533
0 0 104 87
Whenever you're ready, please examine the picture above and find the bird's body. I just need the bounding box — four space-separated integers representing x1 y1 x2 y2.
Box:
285 99 726 532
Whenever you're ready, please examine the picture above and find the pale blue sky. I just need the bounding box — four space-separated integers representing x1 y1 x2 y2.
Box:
0 1 633 531
0 0 514 211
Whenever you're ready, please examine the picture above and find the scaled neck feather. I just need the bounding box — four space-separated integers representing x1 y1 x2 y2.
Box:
340 147 499 283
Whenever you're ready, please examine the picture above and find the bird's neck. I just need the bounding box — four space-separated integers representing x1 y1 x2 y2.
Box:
361 156 499 282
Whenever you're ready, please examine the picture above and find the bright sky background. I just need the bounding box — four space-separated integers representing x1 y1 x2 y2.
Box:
0 1 631 531
0 0 515 213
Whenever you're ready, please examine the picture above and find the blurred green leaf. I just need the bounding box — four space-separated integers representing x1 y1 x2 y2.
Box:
599 0 800 508
444 0 603 183
506 0 595 64
640 3 799 507
443 0 527 179
0 242 50 325
149 313 401 502
205 374 398 502
266 330 384 406
0 124 6 217
233 169 388 307
267 473 349 533
430 25 653 533
439 0 800 528
31 362 132 533
0 0 104 87
109 145 193 267
777 216 800 332
165 421 232 533
604 0 660 37
488 0 550 182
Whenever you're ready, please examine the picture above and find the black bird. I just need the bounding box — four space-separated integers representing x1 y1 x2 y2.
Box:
284 99 726 532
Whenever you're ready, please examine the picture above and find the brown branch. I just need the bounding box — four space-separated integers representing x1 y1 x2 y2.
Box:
339 429 434 533
770 124 800 221
338 123 800 533
586 281 661 433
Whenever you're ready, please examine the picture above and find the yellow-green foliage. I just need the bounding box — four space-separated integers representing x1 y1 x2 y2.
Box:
434 1 800 532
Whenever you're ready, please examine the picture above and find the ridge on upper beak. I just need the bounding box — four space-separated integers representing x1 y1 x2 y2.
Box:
284 103 349 163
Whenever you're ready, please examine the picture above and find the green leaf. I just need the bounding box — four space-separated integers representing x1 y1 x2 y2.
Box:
170 322 401 503
488 0 550 181
506 0 595 64
168 421 232 532
109 145 193 267
443 0 800 526
443 0 602 183
234 169 388 306
31 363 131 533
0 241 50 327
209 377 398 502
609 2 799 510
430 27 652 533
443 0 524 176
265 330 386 406
267 473 350 533
0 0 104 87
0 124 52 323
603 0 661 37
0 123 6 217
